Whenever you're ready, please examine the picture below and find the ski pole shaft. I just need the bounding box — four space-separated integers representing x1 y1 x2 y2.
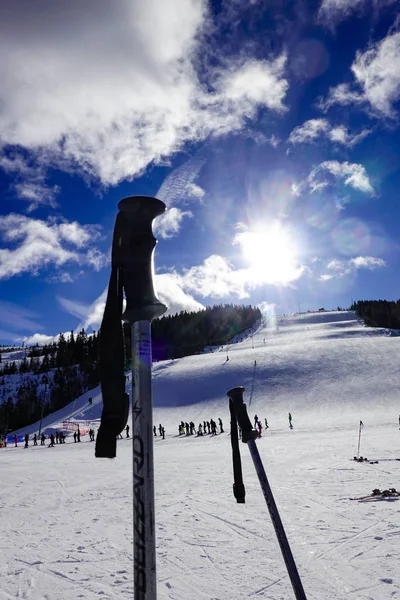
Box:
132 320 156 600
227 387 307 600
357 423 362 459
247 439 308 600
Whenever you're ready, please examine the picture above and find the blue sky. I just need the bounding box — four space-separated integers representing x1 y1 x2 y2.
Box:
0 0 399 344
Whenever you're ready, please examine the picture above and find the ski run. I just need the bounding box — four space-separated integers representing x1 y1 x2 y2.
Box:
1 310 400 599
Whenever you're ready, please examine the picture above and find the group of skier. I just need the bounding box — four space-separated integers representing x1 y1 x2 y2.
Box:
5 427 85 448
178 418 224 437
153 424 166 439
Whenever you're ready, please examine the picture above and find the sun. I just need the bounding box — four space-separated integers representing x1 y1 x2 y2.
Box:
234 223 302 285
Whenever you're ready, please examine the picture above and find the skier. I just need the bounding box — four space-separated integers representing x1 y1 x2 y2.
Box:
153 425 157 436
55 431 59 444
33 433 38 446
158 424 162 436
14 435 18 447
288 413 293 429
59 431 65 443
24 433 29 448
73 431 77 443
218 418 224 433
257 421 262 438
211 419 217 435
40 433 46 445
126 424 130 438
77 428 81 442
197 423 203 436
185 422 190 435
264 418 269 430
254 414 258 427
161 427 165 440
49 433 55 447
206 421 211 434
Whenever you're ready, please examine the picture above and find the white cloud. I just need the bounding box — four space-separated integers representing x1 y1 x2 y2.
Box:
186 183 206 200
154 150 206 237
0 1 288 186
289 118 370 146
327 259 346 271
0 214 106 279
308 161 374 195
172 253 305 300
320 255 386 278
349 256 386 269
318 84 364 112
0 151 60 211
14 181 60 212
21 332 72 345
155 274 204 315
0 300 43 332
154 207 193 239
318 32 400 117
174 255 250 298
57 296 92 320
319 274 334 281
318 0 397 25
289 119 330 144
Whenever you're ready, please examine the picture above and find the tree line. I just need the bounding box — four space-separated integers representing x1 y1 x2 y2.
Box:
351 299 400 329
0 304 261 433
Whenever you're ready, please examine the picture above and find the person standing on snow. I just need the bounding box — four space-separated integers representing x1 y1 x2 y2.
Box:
288 413 293 428
24 434 29 448
33 433 38 446
218 418 224 433
49 433 55 447
14 435 18 447
126 424 130 438
264 418 269 430
257 421 262 438
254 414 258 427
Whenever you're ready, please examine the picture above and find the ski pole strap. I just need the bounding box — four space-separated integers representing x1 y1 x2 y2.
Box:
227 387 259 443
229 399 245 503
95 212 130 459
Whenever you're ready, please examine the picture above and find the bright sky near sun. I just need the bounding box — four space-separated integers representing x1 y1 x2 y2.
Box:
0 0 399 344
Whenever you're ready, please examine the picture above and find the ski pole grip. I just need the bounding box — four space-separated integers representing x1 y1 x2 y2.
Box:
227 387 258 443
118 196 167 324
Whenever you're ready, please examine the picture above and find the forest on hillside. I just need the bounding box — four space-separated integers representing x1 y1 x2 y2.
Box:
351 299 400 329
0 304 261 433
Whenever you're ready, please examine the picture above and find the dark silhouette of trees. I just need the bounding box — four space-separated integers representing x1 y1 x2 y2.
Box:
351 299 400 329
0 304 261 431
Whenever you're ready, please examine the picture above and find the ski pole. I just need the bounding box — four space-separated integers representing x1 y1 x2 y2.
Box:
357 420 363 459
228 387 308 600
119 196 167 600
95 196 167 600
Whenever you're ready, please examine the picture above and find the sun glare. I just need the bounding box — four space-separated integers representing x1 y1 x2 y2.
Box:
234 224 302 285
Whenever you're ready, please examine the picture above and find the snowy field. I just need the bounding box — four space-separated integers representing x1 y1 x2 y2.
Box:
1 311 400 600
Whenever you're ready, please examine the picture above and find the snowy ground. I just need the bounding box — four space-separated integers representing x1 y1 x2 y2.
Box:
1 311 400 599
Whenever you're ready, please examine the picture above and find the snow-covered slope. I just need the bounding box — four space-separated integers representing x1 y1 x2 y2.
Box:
13 310 400 436
1 311 400 600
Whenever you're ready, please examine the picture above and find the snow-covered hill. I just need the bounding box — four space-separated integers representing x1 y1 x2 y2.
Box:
1 311 400 600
